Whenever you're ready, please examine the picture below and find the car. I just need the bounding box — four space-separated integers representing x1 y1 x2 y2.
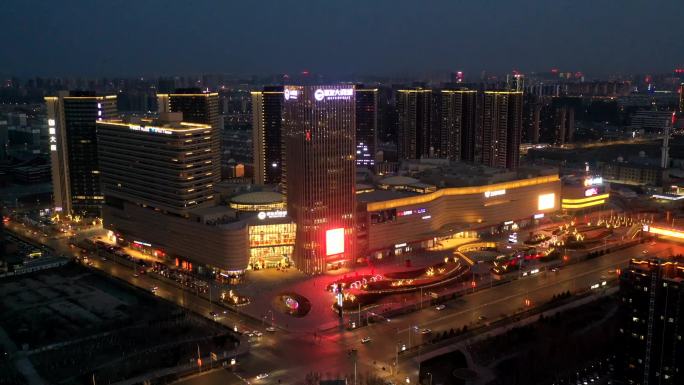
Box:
478 315 487 321
420 328 431 335
361 336 372 343
266 326 276 332
255 373 269 380
642 250 648 254
254 331 263 337
246 332 254 338
551 268 559 273
101 256 107 261
435 304 446 311
150 286 158 293
209 311 218 318
133 273 139 278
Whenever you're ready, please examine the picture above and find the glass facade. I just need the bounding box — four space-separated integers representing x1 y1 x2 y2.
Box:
283 85 357 274
248 223 296 268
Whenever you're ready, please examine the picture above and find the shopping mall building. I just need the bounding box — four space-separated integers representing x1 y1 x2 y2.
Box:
355 162 561 259
103 151 562 276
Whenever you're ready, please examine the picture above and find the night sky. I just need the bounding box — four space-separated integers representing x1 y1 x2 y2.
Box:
2 0 682 77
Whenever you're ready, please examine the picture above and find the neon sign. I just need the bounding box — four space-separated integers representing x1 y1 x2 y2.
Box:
48 118 57 152
585 188 598 197
314 88 353 101
129 125 172 135
484 189 506 198
584 177 603 186
284 88 299 101
257 210 287 220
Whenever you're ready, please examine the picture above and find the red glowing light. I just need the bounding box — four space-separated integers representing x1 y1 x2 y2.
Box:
471 280 477 288
326 228 345 256
305 130 311 141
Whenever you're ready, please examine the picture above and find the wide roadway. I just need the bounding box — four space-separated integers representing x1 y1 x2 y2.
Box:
8 223 682 384
84 239 684 384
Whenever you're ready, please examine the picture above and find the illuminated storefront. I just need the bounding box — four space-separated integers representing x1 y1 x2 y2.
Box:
248 222 296 269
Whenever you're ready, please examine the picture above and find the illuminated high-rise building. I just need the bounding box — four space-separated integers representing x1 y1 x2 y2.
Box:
355 87 378 167
97 113 216 215
251 86 284 185
45 91 117 216
440 90 478 161
679 83 683 113
481 91 523 169
618 258 684 385
283 85 356 274
397 89 435 160
157 89 221 185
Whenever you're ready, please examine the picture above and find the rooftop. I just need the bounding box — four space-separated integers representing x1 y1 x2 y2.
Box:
357 189 416 203
378 176 419 186
230 191 285 205
96 115 211 133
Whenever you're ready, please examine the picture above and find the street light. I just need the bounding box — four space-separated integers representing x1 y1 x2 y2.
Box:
427 373 433 385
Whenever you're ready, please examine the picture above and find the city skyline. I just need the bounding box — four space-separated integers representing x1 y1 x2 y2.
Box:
2 1 683 78
2 3 684 384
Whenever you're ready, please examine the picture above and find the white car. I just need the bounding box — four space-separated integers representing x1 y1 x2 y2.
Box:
256 373 269 380
420 328 431 335
254 331 263 337
266 326 276 332
435 304 446 311
361 336 372 343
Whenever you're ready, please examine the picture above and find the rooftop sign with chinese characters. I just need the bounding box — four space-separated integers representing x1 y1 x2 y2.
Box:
314 88 353 101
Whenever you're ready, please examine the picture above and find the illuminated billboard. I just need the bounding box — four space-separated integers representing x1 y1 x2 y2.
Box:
326 228 345 256
538 193 556 210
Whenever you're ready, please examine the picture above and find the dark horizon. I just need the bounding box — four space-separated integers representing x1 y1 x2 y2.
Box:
2 0 683 79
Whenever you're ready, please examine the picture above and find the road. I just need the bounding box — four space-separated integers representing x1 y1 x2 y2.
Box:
6 221 683 384
100 239 682 385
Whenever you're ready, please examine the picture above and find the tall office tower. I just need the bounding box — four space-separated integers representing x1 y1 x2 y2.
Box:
481 91 523 169
679 83 683 113
355 87 378 167
618 258 683 385
283 85 356 274
96 113 216 215
251 86 284 185
397 89 435 160
45 91 117 216
157 89 221 185
440 90 478 161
